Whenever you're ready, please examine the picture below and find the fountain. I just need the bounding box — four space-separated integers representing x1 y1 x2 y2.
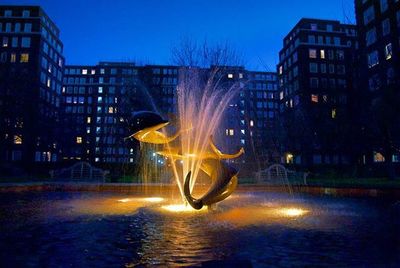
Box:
127 67 244 210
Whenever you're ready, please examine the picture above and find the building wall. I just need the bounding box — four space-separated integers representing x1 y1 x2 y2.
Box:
277 18 357 167
354 0 400 165
0 6 64 169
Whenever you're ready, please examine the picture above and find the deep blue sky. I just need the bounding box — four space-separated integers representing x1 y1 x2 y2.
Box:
3 0 355 71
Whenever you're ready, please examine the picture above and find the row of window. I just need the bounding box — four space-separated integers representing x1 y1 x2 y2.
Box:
42 42 63 68
41 57 63 81
365 19 392 46
363 0 396 25
62 86 122 95
309 63 346 75
64 96 118 105
368 67 395 91
0 52 29 63
1 9 31 17
65 67 138 75
2 36 30 48
0 22 32 32
280 31 351 61
367 42 392 68
41 28 62 53
309 48 345 60
64 76 136 85
309 77 348 89
152 68 178 75
307 35 343 46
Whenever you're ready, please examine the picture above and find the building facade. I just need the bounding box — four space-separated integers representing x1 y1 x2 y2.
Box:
62 62 144 164
62 63 278 171
0 6 64 169
354 0 400 166
277 18 357 167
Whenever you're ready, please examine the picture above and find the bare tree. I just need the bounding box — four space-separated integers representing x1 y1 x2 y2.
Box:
170 36 245 68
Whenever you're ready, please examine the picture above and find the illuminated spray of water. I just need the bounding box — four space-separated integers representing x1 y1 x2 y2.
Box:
169 68 241 201
134 67 241 203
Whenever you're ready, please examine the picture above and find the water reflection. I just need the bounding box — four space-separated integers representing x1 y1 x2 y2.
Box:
127 212 216 266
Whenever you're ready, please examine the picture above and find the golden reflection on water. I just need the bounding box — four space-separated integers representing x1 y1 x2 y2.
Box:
212 205 311 227
130 212 215 266
161 204 207 213
62 196 167 215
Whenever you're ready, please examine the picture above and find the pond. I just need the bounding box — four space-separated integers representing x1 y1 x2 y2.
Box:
0 191 399 267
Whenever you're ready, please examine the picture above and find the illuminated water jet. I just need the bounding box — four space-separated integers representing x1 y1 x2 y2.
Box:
127 69 243 210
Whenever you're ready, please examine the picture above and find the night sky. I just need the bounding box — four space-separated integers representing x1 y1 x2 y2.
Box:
3 0 355 71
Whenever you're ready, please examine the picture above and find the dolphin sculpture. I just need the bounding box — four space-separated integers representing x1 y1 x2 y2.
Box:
126 111 180 144
184 160 238 210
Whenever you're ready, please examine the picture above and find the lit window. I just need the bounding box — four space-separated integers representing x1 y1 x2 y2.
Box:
97 97 102 103
285 153 294 164
13 135 22 144
279 66 283 74
2 37 8 47
10 53 16 63
20 53 29 63
239 73 243 79
76 137 82 144
250 120 254 127
228 73 233 79
91 69 96 75
241 129 245 135
331 108 336 119
82 69 88 75
98 87 103 93
47 78 51 88
309 49 317 58
100 68 105 74
87 117 91 123
108 107 114 113
373 152 385 163
311 94 318 103
285 153 293 164
320 49 325 59
385 43 392 60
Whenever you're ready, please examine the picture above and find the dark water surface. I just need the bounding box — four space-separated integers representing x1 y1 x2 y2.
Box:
0 191 399 267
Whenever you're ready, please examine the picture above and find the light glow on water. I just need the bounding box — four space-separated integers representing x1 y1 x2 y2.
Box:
118 197 165 203
143 197 165 203
161 204 206 213
279 208 308 217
